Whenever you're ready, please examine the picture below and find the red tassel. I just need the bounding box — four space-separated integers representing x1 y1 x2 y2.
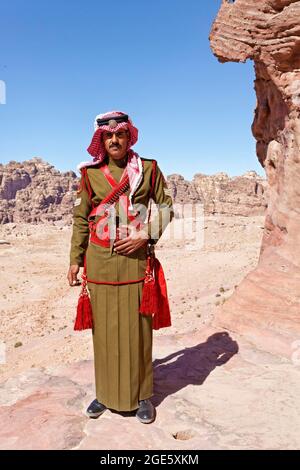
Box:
152 258 171 330
139 256 159 315
139 255 171 330
74 275 93 331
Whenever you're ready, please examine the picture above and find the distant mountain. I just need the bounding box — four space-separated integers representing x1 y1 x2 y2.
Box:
0 158 78 224
0 158 267 224
168 170 267 217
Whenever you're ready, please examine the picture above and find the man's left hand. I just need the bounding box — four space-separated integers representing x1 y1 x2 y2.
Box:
113 225 149 255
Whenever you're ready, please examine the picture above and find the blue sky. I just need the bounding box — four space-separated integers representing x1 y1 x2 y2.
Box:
0 0 264 180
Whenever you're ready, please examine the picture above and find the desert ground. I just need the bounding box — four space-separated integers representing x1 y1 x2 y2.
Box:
1 216 300 450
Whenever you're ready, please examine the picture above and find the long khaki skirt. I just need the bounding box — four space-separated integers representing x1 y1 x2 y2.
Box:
87 280 153 412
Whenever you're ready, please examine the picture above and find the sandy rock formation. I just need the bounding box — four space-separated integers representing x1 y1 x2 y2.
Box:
0 158 78 224
193 170 266 216
168 170 267 216
210 0 300 355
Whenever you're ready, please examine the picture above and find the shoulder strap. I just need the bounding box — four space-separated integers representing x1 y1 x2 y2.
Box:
149 160 157 200
80 167 94 203
82 159 157 218
147 159 157 225
88 172 130 219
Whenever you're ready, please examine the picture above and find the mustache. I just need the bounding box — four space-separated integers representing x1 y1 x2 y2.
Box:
110 144 120 148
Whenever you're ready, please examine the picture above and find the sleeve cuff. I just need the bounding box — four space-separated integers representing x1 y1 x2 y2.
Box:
70 258 84 267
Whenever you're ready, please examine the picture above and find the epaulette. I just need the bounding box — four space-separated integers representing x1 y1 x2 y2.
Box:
141 157 156 162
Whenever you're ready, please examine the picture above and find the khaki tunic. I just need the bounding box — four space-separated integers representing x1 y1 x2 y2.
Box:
69 155 173 411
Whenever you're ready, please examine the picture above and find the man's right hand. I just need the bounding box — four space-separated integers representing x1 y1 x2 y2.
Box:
67 265 80 286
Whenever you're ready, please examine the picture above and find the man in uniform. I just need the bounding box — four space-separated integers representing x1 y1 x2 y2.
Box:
67 111 174 424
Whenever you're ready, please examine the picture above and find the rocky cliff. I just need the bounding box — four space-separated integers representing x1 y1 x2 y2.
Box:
0 158 78 224
210 0 300 355
169 170 267 216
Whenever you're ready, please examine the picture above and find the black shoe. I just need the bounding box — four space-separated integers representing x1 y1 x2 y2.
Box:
136 399 156 424
86 399 107 419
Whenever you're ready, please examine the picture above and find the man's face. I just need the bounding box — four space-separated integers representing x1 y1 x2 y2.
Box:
102 128 130 160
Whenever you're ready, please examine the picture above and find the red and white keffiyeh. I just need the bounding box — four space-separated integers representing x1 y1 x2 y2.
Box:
77 111 143 210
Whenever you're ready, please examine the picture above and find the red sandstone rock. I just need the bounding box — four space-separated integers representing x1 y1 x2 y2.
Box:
210 0 300 356
0 158 78 224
